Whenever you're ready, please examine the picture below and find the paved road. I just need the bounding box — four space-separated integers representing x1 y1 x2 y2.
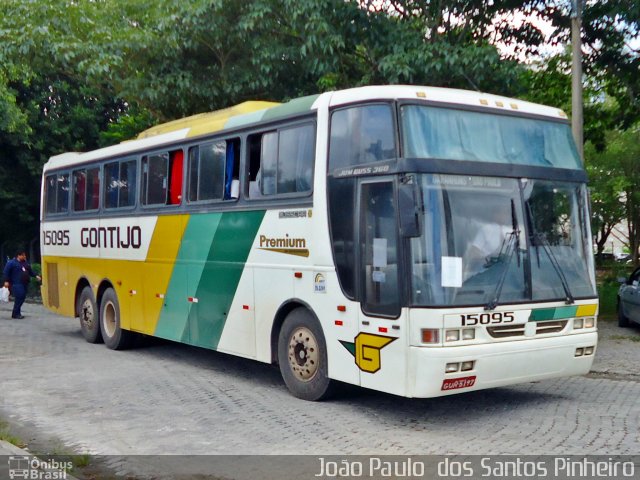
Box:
1 303 639 476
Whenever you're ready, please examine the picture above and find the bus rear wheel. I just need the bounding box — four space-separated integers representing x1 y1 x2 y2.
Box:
78 286 102 344
277 308 334 401
100 288 134 350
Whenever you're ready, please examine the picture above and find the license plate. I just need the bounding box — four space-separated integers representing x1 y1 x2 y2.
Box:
441 376 476 391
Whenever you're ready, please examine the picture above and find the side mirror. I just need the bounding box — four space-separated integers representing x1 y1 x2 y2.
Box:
398 176 422 238
617 277 627 284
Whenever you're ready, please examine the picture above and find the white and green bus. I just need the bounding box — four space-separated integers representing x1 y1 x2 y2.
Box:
41 85 598 400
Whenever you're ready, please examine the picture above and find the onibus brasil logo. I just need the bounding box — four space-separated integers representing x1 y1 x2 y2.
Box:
340 333 396 373
8 456 72 480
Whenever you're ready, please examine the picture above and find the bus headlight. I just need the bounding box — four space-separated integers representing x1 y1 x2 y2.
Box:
574 318 584 329
460 361 475 371
462 328 475 340
445 363 460 373
584 317 596 328
445 330 460 342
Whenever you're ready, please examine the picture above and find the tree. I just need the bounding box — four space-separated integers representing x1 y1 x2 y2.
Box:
585 141 626 258
586 126 640 264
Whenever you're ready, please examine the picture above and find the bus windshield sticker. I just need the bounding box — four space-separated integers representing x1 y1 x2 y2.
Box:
373 238 388 267
441 256 462 288
430 175 504 189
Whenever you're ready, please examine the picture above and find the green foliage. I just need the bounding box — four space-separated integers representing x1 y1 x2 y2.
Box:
586 126 640 264
0 0 637 260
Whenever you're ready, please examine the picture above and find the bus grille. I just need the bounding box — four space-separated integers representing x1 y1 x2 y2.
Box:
487 320 568 338
535 320 568 334
487 325 525 338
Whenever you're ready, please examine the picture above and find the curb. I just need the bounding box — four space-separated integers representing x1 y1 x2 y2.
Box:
1 440 80 480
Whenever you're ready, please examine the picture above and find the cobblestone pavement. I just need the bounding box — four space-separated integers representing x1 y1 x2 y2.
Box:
1 302 639 462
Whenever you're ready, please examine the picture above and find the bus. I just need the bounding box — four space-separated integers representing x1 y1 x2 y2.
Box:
40 85 598 400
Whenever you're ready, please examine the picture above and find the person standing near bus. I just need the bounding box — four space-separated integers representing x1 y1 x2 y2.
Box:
2 249 41 319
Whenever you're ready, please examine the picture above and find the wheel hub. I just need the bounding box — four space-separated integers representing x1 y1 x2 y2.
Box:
81 300 94 327
288 327 319 381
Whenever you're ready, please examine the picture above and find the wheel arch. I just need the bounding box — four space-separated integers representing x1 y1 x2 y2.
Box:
96 279 116 309
270 299 322 365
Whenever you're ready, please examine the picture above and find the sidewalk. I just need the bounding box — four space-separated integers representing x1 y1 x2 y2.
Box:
0 440 80 480
1 302 639 474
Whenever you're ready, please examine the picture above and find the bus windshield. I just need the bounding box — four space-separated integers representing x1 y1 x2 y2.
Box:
408 174 596 307
401 105 582 170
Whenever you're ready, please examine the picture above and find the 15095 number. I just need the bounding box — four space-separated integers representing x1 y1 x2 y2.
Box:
461 312 515 326
43 229 70 246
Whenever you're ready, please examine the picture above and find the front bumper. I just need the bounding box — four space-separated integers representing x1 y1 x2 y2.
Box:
407 331 598 398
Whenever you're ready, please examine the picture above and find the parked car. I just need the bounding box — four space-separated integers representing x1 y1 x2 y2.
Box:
617 267 640 327
615 253 632 263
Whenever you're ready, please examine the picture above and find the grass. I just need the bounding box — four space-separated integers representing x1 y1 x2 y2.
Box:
596 261 634 320
609 334 640 342
597 281 619 320
0 420 26 448
0 421 94 476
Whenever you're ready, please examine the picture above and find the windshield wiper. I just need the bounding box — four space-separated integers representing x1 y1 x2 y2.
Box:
485 199 521 311
525 202 575 305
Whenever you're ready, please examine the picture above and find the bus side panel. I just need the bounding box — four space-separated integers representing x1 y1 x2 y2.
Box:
217 266 257 358
254 265 294 362
187 210 264 351
142 215 190 336
41 256 71 316
153 211 265 356
153 213 221 342
292 270 362 387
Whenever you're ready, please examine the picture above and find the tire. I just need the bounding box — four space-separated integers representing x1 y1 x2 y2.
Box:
78 286 102 344
100 287 134 350
617 298 630 328
277 308 334 401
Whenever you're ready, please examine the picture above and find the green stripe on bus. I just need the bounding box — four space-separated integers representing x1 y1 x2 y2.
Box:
154 214 223 341
529 306 578 322
260 94 320 121
187 210 265 349
224 109 268 130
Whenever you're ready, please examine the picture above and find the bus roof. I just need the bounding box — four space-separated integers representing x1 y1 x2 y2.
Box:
326 85 568 120
44 86 568 171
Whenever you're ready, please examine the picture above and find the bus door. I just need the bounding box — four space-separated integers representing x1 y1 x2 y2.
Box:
357 179 407 396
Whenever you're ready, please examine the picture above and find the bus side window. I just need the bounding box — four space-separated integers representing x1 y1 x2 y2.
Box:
168 149 184 205
246 124 314 199
105 160 137 209
73 170 87 212
329 104 395 171
142 153 169 206
72 167 100 212
45 173 69 215
87 167 100 210
260 132 278 196
224 138 240 200
247 133 264 199
188 138 241 203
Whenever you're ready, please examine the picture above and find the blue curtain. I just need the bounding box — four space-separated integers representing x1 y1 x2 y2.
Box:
224 145 234 200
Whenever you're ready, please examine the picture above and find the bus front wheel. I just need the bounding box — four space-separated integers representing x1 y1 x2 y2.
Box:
277 308 334 401
100 288 134 350
78 286 102 344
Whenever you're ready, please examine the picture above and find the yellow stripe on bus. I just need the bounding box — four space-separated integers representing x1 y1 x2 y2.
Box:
139 215 190 334
575 304 598 317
